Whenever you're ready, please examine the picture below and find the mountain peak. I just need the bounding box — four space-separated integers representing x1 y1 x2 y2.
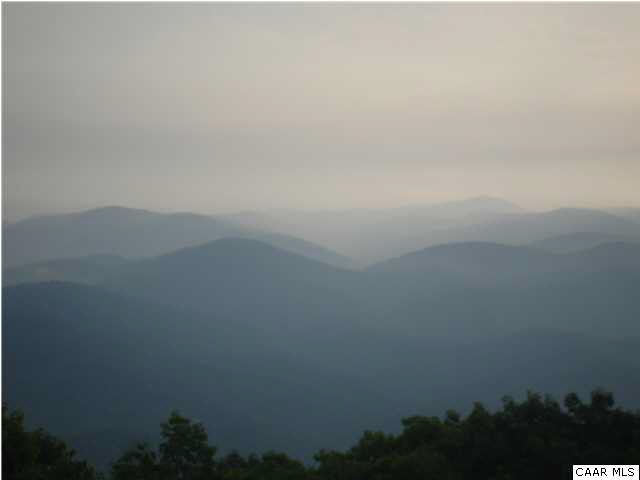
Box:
76 205 158 218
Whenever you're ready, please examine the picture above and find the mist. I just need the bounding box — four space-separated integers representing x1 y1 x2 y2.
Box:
3 3 640 221
4 3 640 478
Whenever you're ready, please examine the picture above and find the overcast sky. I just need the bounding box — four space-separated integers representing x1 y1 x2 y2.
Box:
3 3 640 221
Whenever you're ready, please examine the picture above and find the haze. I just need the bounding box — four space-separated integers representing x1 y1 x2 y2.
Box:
3 3 640 221
4 4 640 474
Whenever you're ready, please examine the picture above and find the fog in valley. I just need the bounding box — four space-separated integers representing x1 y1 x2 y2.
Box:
3 3 640 479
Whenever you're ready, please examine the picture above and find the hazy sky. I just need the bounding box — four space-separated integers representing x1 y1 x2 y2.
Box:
3 3 640 221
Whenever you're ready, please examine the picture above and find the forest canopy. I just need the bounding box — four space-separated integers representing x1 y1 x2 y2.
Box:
4 389 640 480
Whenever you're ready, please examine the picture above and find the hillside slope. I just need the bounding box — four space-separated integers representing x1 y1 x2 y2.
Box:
2 206 351 268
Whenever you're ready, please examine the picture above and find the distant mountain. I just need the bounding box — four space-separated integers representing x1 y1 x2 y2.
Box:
368 208 640 263
229 196 523 230
568 241 640 271
386 195 524 220
228 202 640 264
606 207 640 224
226 196 526 263
95 235 640 344
362 241 640 343
9 202 638 268
2 206 351 269
2 254 129 286
4 208 640 468
368 241 640 284
531 232 640 253
100 238 363 329
459 208 640 244
368 242 558 283
248 232 355 269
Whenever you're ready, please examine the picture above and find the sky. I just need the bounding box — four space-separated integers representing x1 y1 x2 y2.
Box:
3 3 640 221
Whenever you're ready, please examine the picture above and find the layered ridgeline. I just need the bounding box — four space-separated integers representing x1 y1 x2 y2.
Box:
226 196 527 261
2 206 352 269
225 197 640 263
530 231 640 253
5 200 640 281
4 234 640 468
2 254 129 286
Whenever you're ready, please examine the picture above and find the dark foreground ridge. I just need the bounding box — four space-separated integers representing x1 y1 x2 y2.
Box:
4 389 640 480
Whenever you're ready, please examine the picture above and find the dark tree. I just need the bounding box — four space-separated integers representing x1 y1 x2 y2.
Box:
2 404 97 480
159 411 218 480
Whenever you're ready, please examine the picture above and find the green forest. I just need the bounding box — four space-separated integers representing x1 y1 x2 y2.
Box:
4 389 640 480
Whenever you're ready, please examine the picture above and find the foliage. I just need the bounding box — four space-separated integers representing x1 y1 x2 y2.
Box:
110 412 309 480
313 389 640 480
5 390 640 480
2 404 98 480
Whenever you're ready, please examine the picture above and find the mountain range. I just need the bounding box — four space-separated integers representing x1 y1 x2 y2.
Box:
3 197 640 468
225 198 640 262
2 206 351 268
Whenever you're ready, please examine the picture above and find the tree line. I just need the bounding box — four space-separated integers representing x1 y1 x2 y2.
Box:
4 389 640 480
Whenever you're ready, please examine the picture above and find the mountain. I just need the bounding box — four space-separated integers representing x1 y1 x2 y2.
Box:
2 282 388 467
458 208 640 244
225 197 524 262
383 195 524 221
226 203 640 264
229 196 523 231
568 242 640 271
531 232 640 253
362 241 640 343
95 237 640 344
342 197 525 262
359 208 640 263
99 238 367 340
2 235 353 288
248 232 355 269
606 207 640 224
4 219 640 468
5 201 639 268
368 242 557 283
94 234 640 344
2 206 351 269
368 241 640 283
2 254 129 286
5 280 640 469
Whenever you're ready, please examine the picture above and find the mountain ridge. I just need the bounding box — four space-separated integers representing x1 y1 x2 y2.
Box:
2 206 352 269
